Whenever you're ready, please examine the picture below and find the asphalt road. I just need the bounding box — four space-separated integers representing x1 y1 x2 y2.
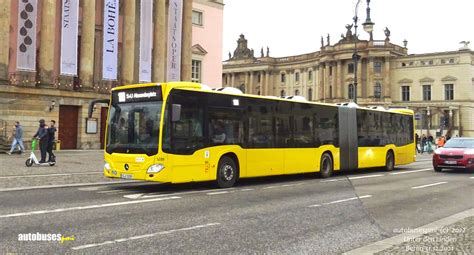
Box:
0 153 472 254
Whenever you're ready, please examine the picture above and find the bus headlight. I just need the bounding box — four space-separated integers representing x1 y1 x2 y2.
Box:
104 162 111 170
147 164 165 174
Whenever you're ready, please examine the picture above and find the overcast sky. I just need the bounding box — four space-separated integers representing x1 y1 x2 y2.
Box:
222 0 474 59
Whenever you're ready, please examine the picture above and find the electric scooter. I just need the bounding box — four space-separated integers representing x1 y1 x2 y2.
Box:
25 139 55 167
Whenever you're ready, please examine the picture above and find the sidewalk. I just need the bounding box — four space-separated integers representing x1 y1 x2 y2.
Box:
345 208 474 254
0 150 131 190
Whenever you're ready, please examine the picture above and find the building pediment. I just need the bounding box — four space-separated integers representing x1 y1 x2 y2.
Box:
419 77 434 83
441 75 458 82
398 78 413 84
192 44 208 56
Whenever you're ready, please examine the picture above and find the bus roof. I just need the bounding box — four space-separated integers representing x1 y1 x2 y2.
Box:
112 82 414 116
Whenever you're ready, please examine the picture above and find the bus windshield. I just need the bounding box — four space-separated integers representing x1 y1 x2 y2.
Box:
106 86 163 156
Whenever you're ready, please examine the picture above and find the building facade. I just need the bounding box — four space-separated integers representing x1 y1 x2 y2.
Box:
0 0 224 150
222 31 474 137
191 0 224 86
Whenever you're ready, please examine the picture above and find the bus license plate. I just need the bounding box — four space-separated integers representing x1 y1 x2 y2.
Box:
121 174 133 179
444 160 456 165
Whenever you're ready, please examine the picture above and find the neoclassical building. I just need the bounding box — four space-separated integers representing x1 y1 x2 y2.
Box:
222 31 474 137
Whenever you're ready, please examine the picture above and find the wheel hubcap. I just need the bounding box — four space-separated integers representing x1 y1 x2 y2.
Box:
322 158 330 173
222 165 234 181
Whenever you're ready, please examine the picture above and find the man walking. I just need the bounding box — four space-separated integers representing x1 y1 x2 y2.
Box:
7 121 25 155
33 119 49 163
47 120 57 162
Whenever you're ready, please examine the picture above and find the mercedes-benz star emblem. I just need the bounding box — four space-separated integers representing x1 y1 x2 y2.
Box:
124 164 129 171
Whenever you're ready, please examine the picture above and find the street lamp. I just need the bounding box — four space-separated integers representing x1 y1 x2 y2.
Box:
352 0 375 104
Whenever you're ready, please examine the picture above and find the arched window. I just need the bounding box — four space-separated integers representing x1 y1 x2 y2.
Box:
280 90 285 97
308 88 313 101
348 84 355 100
374 82 382 98
295 89 300 96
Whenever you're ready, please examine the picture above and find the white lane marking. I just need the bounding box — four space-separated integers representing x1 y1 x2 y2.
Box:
320 178 346 183
348 174 384 180
0 180 143 192
239 188 254 191
97 190 132 194
308 195 372 207
0 196 181 219
125 188 236 199
207 191 230 195
390 168 432 175
71 223 220 250
412 182 448 190
262 186 278 190
0 172 103 179
416 159 432 162
469 177 474 179
326 195 372 204
280 183 304 187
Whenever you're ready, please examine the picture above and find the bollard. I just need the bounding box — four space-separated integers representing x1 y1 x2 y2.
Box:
55 140 61 151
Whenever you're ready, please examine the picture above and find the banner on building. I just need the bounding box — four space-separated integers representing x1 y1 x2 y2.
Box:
166 0 183 82
102 0 119 80
16 0 38 71
60 0 79 76
139 0 153 82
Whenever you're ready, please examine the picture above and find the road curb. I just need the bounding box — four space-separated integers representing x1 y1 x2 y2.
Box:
343 207 474 254
0 180 146 192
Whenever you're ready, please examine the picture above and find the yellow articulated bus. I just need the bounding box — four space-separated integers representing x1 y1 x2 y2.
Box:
89 82 415 188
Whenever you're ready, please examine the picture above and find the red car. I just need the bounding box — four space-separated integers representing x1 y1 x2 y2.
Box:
433 137 474 172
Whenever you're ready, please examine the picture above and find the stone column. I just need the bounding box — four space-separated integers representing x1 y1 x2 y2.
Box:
367 58 374 97
180 0 192 81
243 72 249 92
356 60 362 102
384 57 391 98
265 71 270 96
230 73 235 87
0 0 11 81
39 0 58 84
336 61 342 99
79 0 96 90
121 0 139 84
318 65 324 101
248 71 254 94
152 0 166 82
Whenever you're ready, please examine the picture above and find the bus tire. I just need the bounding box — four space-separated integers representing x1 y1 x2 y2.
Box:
216 156 238 188
384 151 395 171
433 166 442 172
319 153 333 178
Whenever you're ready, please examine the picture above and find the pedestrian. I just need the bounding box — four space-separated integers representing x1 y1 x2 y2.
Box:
32 119 49 163
437 136 446 148
421 134 427 154
46 120 57 162
415 133 420 153
7 121 25 155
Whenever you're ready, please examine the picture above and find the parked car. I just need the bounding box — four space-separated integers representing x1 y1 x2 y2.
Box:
432 137 474 172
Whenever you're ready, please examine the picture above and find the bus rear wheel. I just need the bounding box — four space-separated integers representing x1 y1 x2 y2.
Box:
319 153 333 178
216 156 238 188
385 151 395 171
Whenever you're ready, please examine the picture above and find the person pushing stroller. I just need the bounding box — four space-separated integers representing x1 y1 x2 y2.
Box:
32 119 49 163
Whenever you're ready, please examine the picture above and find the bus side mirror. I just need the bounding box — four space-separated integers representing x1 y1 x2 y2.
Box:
171 104 181 122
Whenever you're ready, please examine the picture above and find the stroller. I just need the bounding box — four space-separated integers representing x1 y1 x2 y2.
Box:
25 139 55 167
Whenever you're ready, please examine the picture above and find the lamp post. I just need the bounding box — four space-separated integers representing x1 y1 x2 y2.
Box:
352 0 375 104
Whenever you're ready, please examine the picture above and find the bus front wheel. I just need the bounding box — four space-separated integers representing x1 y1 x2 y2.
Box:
385 151 395 171
319 153 333 178
216 156 238 188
